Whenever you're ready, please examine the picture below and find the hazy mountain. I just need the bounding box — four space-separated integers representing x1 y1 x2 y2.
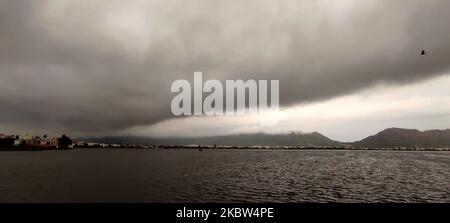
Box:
78 128 450 148
354 128 450 148
79 132 344 147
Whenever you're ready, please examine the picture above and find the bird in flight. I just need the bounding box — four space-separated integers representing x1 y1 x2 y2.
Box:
421 50 427 55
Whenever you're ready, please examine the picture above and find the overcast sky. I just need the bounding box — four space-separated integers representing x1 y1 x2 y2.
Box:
1 0 450 141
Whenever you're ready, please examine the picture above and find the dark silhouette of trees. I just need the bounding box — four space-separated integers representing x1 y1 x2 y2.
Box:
58 134 73 149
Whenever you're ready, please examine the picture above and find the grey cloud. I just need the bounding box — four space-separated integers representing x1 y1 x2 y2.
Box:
1 0 450 136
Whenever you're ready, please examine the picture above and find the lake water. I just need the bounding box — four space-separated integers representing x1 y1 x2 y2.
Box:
0 149 449 202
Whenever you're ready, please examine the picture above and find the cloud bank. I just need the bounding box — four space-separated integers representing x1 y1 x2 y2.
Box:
125 75 450 141
1 0 450 136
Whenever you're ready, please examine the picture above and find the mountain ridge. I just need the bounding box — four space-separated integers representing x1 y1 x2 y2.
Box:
354 128 450 148
78 128 450 148
79 132 344 147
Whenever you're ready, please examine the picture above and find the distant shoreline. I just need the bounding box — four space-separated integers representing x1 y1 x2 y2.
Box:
2 146 450 152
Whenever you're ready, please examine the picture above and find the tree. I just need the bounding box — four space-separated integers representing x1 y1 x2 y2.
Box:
58 134 73 149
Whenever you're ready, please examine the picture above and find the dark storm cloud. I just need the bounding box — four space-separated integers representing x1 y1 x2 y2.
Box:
1 0 450 135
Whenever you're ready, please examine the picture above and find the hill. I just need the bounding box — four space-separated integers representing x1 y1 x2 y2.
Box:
354 128 450 148
78 132 344 147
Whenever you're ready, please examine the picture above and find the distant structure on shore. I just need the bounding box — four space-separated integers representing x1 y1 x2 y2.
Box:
0 133 73 151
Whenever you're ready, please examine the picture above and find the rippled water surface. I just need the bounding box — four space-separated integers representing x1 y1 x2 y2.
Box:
0 149 449 202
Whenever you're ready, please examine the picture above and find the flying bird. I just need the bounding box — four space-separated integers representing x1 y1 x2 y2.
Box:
421 50 427 55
